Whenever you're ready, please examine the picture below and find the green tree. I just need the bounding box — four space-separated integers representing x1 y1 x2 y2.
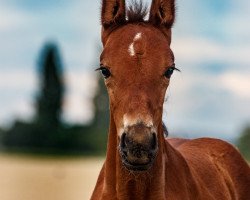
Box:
1 42 110 155
238 126 250 161
0 127 4 149
77 73 109 154
92 74 109 130
36 43 64 128
1 43 65 152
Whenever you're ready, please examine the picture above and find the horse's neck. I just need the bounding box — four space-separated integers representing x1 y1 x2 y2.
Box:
102 117 196 200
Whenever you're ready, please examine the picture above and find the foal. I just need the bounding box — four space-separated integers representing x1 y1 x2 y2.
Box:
91 0 250 199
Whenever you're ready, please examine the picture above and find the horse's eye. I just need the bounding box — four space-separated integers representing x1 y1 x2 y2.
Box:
164 67 175 79
101 68 111 79
164 65 180 79
96 66 111 79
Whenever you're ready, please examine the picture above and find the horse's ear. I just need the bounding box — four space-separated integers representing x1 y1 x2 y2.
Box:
149 0 175 28
101 0 126 28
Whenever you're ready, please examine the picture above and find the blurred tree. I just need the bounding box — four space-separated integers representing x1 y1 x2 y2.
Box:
83 74 109 153
237 126 250 161
92 74 109 131
0 127 3 135
36 43 64 128
0 42 110 156
2 42 65 152
0 127 4 149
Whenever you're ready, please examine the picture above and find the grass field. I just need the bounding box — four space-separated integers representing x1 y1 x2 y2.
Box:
0 154 104 200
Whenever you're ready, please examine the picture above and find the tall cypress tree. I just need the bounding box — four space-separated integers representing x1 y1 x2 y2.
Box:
36 43 64 128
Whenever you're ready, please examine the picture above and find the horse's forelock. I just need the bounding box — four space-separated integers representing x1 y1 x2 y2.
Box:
127 0 148 23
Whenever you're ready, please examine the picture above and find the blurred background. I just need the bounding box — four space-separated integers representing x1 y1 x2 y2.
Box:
0 0 249 199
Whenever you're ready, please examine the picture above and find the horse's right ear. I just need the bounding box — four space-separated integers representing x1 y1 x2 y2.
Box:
149 0 175 28
101 0 126 28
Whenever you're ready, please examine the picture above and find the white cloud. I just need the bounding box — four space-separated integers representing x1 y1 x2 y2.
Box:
62 70 97 124
172 37 250 65
0 2 32 31
163 63 250 139
0 70 36 127
0 69 37 90
219 72 250 99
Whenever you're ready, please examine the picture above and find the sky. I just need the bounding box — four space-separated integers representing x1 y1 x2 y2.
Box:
0 0 249 141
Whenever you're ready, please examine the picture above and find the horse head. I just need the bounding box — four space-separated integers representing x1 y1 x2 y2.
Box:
98 0 176 171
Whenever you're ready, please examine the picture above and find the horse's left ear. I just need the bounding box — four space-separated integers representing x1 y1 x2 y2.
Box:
101 0 126 28
149 0 176 28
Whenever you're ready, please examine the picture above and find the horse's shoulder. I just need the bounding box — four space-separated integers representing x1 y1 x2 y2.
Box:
168 137 236 153
178 137 238 154
176 137 250 198
166 137 190 148
167 137 249 173
180 137 249 171
166 137 240 161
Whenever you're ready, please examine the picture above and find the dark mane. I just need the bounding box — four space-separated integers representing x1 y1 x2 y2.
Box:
127 0 148 23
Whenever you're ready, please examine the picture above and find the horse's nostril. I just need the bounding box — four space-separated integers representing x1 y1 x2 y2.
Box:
120 133 127 150
151 133 158 150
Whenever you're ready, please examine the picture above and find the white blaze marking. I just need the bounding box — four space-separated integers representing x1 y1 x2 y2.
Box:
134 32 142 41
128 43 135 56
128 32 142 57
124 114 153 127
118 114 156 136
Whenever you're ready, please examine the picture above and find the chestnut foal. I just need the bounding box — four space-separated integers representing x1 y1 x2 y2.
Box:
91 0 250 199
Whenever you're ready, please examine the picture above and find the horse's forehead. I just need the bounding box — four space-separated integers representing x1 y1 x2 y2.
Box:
103 25 170 68
106 25 168 54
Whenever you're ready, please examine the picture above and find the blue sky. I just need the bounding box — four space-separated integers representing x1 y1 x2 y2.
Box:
0 0 249 141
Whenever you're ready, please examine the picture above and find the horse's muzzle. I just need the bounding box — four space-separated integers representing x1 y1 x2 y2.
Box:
119 124 158 171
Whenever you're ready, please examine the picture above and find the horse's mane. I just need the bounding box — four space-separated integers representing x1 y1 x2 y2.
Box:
127 0 148 23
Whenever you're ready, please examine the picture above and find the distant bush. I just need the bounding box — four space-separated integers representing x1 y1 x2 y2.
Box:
237 126 250 161
2 121 107 155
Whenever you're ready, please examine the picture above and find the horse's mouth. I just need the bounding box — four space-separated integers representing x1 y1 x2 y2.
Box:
120 153 155 171
122 158 153 171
